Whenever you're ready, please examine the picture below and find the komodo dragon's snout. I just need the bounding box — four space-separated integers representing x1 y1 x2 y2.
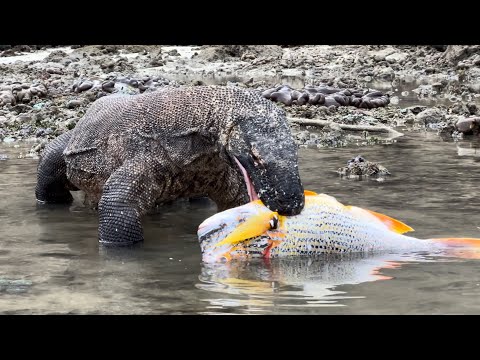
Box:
35 86 305 245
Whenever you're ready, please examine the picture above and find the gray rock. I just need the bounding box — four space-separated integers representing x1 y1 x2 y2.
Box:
432 82 445 91
467 83 480 93
64 118 79 130
16 113 31 123
385 52 408 64
66 99 83 109
76 81 93 93
415 108 445 125
456 116 480 134
406 105 427 115
377 67 394 81
369 47 396 62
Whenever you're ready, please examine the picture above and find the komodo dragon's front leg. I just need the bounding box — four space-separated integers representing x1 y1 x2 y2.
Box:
98 158 165 244
36 131 78 204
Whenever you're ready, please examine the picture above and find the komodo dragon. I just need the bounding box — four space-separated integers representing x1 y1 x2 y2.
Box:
35 86 305 245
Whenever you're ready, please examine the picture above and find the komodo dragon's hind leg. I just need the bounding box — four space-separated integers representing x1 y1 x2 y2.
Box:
35 131 78 204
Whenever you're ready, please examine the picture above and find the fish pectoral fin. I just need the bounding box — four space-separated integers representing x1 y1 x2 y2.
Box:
346 206 414 234
214 211 275 248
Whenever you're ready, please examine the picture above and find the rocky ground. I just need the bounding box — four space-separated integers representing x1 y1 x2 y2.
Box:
1 45 480 156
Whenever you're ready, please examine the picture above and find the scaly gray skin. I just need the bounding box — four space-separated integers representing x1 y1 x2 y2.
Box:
35 86 305 245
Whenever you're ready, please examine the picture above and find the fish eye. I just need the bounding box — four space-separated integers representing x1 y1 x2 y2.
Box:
269 215 279 230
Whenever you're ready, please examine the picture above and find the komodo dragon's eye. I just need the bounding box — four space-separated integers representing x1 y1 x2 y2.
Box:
269 215 279 230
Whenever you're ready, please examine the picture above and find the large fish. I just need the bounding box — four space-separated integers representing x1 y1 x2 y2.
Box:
198 190 480 263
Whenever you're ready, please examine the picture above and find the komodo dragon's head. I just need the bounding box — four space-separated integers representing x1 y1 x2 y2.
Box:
225 109 305 216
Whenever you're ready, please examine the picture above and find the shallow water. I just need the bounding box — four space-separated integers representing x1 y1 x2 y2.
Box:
0 47 74 65
1 131 480 314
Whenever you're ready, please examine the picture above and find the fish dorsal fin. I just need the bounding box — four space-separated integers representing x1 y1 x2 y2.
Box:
304 190 318 196
346 206 414 234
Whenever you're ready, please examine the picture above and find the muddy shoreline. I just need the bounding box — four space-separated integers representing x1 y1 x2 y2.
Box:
1 45 480 155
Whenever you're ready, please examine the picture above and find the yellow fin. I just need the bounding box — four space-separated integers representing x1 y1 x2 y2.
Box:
346 206 414 234
304 190 318 196
214 211 276 248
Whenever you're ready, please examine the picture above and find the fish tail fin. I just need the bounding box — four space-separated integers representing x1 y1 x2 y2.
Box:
430 237 480 260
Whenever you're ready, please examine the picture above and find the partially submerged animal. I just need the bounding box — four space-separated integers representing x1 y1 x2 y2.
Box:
198 190 480 262
36 86 305 245
337 155 390 179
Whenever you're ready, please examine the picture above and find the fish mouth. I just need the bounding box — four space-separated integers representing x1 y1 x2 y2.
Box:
233 156 259 202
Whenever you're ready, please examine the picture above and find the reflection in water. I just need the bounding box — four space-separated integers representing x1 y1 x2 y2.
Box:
457 141 480 157
197 253 429 312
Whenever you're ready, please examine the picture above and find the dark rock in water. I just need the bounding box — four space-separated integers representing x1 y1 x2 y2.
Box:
438 123 457 139
35 128 47 137
432 45 448 52
406 105 427 115
456 117 480 135
138 83 149 92
167 49 180 56
291 90 301 101
261 88 276 99
296 92 309 106
324 96 340 107
260 84 389 109
270 91 292 106
44 50 68 63
46 67 63 75
350 97 361 107
0 90 16 106
66 99 83 109
101 80 115 93
78 81 94 92
338 155 391 179
19 125 34 137
150 56 165 66
308 93 323 105
333 93 349 106
467 103 478 115
10 104 31 114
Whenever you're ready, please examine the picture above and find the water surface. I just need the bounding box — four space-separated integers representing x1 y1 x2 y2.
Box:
1 131 479 314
